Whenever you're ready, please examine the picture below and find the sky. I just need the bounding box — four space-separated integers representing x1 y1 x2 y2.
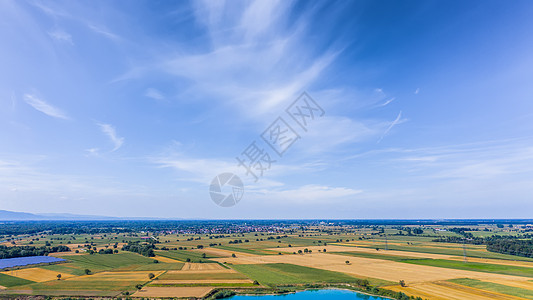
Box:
1 0 533 219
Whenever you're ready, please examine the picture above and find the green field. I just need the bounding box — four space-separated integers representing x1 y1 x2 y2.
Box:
405 259 533 278
449 278 533 299
59 252 155 272
0 273 35 287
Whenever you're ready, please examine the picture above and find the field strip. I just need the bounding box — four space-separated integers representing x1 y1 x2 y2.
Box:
0 285 6 290
1 267 76 282
65 271 164 281
273 245 533 268
165 269 237 274
152 255 182 263
132 286 213 298
191 248 257 257
215 253 533 284
180 263 225 271
154 279 253 284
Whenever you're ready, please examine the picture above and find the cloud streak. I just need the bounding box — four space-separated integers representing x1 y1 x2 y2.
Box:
378 111 404 143
23 94 69 120
97 123 124 151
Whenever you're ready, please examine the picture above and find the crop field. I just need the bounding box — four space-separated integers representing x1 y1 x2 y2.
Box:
1 221 532 299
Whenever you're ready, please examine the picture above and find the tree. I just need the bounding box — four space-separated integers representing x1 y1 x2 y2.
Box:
84 269 91 275
323 249 327 253
253 280 259 285
148 273 155 279
153 259 159 263
232 253 236 258
202 253 207 258
399 280 406 287
135 284 143 290
56 274 62 280
345 260 350 264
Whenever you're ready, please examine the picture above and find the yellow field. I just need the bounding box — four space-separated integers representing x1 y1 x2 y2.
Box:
385 281 526 300
152 255 182 263
155 279 253 284
180 263 225 271
132 286 213 298
1 268 75 282
275 245 533 268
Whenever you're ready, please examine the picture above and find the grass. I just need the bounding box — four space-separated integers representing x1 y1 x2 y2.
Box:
449 278 533 300
155 250 216 263
404 259 533 278
231 263 387 287
60 252 155 272
0 273 35 287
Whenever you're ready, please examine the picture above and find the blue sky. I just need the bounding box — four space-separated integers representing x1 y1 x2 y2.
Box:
1 0 532 218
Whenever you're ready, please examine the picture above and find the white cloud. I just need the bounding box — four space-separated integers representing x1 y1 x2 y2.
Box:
87 24 120 41
378 111 406 143
97 123 124 151
144 88 165 100
251 184 362 204
380 97 395 107
47 28 73 44
23 94 70 120
414 88 420 94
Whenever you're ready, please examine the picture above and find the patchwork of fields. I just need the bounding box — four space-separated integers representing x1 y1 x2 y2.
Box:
1 225 532 299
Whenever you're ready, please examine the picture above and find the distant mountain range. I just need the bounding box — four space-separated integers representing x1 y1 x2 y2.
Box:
0 210 120 221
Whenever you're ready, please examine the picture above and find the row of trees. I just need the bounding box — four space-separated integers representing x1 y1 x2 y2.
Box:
121 242 155 257
486 238 533 258
0 245 70 259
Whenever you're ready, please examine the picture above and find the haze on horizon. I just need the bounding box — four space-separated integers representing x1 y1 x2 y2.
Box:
1 0 532 219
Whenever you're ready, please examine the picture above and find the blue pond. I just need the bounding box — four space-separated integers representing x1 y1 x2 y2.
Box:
230 289 389 300
0 256 66 269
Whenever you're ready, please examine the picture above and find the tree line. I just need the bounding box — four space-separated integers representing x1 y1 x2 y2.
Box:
0 245 70 259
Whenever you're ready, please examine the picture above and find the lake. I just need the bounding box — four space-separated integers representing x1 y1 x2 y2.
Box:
0 256 66 269
230 289 390 300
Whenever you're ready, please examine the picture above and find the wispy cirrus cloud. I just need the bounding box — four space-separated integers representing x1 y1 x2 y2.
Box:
47 28 73 44
23 94 70 120
144 88 165 101
378 111 405 143
97 123 124 151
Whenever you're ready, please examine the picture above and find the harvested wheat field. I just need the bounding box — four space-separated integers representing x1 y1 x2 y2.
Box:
152 255 182 263
180 263 225 271
1 268 75 282
155 279 253 284
386 281 527 300
132 286 213 298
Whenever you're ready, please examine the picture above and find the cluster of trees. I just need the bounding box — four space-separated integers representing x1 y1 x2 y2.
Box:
486 238 533 258
432 236 485 245
0 245 70 259
121 242 155 257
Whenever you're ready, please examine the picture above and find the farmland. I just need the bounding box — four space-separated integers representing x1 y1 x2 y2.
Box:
0 220 532 299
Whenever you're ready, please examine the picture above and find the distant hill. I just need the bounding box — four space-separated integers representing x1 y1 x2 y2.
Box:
0 210 119 221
